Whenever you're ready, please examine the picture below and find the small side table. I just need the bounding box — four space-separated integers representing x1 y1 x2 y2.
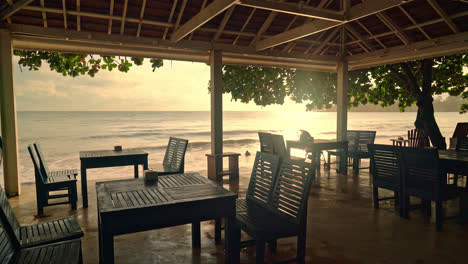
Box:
390 139 409 146
206 152 240 181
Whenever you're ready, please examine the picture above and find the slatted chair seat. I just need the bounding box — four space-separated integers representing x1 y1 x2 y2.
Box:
0 184 83 249
28 145 78 214
48 169 78 178
151 137 188 176
19 217 83 248
16 239 82 264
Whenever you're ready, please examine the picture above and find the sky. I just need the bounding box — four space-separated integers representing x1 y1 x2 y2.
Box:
14 58 305 111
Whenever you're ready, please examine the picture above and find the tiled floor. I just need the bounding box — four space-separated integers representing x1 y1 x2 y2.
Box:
8 163 468 263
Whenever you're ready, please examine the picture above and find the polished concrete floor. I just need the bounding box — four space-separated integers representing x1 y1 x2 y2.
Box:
8 163 468 264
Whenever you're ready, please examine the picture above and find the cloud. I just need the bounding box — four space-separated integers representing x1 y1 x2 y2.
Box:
16 80 67 97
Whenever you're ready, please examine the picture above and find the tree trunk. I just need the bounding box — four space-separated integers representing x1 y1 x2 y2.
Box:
414 58 447 150
414 96 447 149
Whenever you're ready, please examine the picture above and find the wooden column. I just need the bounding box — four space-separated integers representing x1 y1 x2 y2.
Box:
336 61 348 141
0 29 21 196
210 50 223 169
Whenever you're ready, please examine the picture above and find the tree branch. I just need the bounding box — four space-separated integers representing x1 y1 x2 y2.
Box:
399 62 422 97
387 64 420 98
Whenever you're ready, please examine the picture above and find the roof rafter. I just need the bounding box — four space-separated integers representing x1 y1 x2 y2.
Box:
174 0 188 30
311 26 340 55
62 0 67 29
376 12 410 45
256 0 412 51
120 0 129 35
345 24 374 51
189 0 208 40
232 8 255 45
136 0 147 37
77 0 80 31
238 0 344 22
163 0 179 40
214 6 235 41
107 0 114 35
40 0 47 28
0 0 34 21
426 0 459 33
249 0 285 46
398 6 431 40
171 0 238 42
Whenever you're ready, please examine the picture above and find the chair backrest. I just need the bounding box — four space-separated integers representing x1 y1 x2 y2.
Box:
270 134 289 159
33 143 50 180
346 130 376 152
28 145 47 184
456 137 468 152
398 147 445 200
0 137 3 166
268 158 315 225
258 132 274 153
407 128 429 148
452 122 468 138
368 144 401 187
246 152 281 205
0 185 21 249
163 137 188 172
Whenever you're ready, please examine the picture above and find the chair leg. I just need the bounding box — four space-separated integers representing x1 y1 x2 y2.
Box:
79 241 84 264
422 200 431 217
435 201 443 230
394 191 400 206
297 233 306 264
373 187 379 209
402 195 410 219
255 239 265 264
70 183 78 210
268 239 277 253
453 174 458 186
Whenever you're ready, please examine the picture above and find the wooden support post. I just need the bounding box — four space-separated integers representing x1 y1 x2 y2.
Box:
0 30 21 196
210 50 223 172
336 61 348 141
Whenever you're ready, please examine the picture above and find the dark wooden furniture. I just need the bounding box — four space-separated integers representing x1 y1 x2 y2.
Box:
0 226 82 264
28 145 78 214
236 158 315 263
80 148 148 208
456 137 468 151
258 132 274 153
34 143 78 180
407 128 430 147
452 122 468 138
151 137 188 176
440 149 468 188
270 134 289 159
368 144 404 216
206 152 240 181
390 138 408 146
96 173 238 264
288 139 348 174
399 147 464 229
0 184 83 249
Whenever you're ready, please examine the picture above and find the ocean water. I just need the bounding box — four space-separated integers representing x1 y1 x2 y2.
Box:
2 111 466 184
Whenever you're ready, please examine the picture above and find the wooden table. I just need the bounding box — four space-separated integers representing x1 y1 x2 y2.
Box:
96 173 238 264
80 149 148 207
439 150 468 176
286 139 348 174
390 138 409 146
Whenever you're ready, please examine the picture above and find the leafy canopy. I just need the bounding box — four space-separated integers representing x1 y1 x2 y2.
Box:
222 54 468 113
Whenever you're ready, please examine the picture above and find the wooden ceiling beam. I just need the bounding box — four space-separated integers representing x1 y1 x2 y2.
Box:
238 0 344 22
108 0 114 35
214 6 235 41
232 8 255 45
174 0 188 30
426 0 459 33
398 6 430 40
256 0 412 51
376 12 410 45
355 20 386 48
163 0 179 40
76 0 80 31
311 26 340 55
62 0 67 29
171 0 237 42
120 0 129 35
249 0 285 46
189 0 208 40
136 0 147 37
0 0 34 21
345 24 374 51
40 0 47 28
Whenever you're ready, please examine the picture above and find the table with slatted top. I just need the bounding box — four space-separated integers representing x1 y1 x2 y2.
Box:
80 148 148 208
439 150 468 176
96 172 238 264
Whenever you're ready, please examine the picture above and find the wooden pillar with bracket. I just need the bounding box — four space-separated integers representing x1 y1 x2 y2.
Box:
210 50 223 172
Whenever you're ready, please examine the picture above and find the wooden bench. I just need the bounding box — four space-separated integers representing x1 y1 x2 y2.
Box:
28 145 78 215
151 137 188 176
236 155 315 263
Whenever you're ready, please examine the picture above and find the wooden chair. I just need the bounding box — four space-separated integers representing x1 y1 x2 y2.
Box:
368 144 404 216
456 137 468 151
270 133 289 159
27 145 78 214
407 128 430 147
33 143 78 180
151 137 188 176
258 132 274 153
328 130 376 172
236 158 315 263
399 147 464 229
0 184 83 249
0 219 82 264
